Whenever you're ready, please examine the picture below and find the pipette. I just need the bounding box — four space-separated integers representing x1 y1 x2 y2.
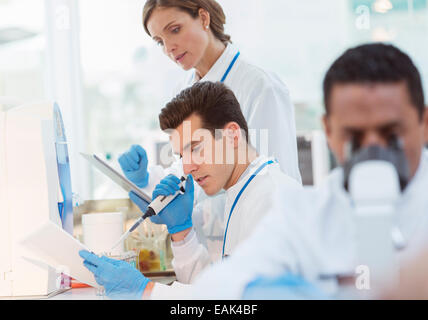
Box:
110 175 187 251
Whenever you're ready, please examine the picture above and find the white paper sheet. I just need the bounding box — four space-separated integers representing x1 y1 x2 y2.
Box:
19 221 99 288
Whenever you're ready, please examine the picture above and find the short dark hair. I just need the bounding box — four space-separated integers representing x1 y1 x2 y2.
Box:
159 81 249 141
323 43 425 119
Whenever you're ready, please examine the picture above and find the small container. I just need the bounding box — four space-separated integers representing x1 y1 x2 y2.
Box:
138 248 162 272
95 251 138 297
108 251 138 269
82 212 124 256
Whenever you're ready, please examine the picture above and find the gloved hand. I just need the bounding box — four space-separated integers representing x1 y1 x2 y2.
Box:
79 250 150 300
243 272 328 300
118 145 149 188
129 175 194 234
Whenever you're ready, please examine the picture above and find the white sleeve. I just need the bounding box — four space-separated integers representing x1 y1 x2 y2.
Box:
170 193 226 283
190 188 303 299
247 82 301 184
170 229 211 284
150 282 194 300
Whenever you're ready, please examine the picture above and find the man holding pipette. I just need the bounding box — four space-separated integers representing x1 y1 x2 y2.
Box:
79 81 301 299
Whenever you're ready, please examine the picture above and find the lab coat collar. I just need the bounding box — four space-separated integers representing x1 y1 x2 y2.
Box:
224 155 275 201
192 44 239 83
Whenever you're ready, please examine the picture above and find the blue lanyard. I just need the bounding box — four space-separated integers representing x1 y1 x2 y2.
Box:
220 51 240 83
193 51 240 83
222 160 276 258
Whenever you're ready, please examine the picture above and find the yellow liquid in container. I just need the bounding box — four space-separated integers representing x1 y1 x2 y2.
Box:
138 249 161 272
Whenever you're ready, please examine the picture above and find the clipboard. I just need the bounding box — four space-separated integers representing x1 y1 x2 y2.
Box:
19 221 99 288
80 153 152 203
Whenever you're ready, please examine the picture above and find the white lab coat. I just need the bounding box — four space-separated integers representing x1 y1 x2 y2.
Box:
140 43 301 283
145 43 301 188
176 44 301 182
150 155 301 299
189 150 428 299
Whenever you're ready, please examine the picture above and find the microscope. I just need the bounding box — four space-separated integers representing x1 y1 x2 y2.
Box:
343 136 409 295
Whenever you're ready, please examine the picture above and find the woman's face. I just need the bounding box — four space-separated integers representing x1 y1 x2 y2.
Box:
147 7 210 71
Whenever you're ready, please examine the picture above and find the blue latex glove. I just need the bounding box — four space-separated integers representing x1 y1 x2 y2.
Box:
129 175 194 234
243 272 329 300
118 145 149 188
79 250 150 300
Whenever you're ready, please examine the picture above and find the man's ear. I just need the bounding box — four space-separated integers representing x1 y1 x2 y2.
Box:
322 114 332 144
423 107 428 145
223 122 241 148
322 114 337 157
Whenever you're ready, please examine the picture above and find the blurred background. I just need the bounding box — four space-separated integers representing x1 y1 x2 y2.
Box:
1 0 427 200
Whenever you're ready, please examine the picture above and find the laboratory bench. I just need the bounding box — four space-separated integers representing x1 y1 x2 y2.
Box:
48 274 177 300
0 274 176 300
47 199 176 300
